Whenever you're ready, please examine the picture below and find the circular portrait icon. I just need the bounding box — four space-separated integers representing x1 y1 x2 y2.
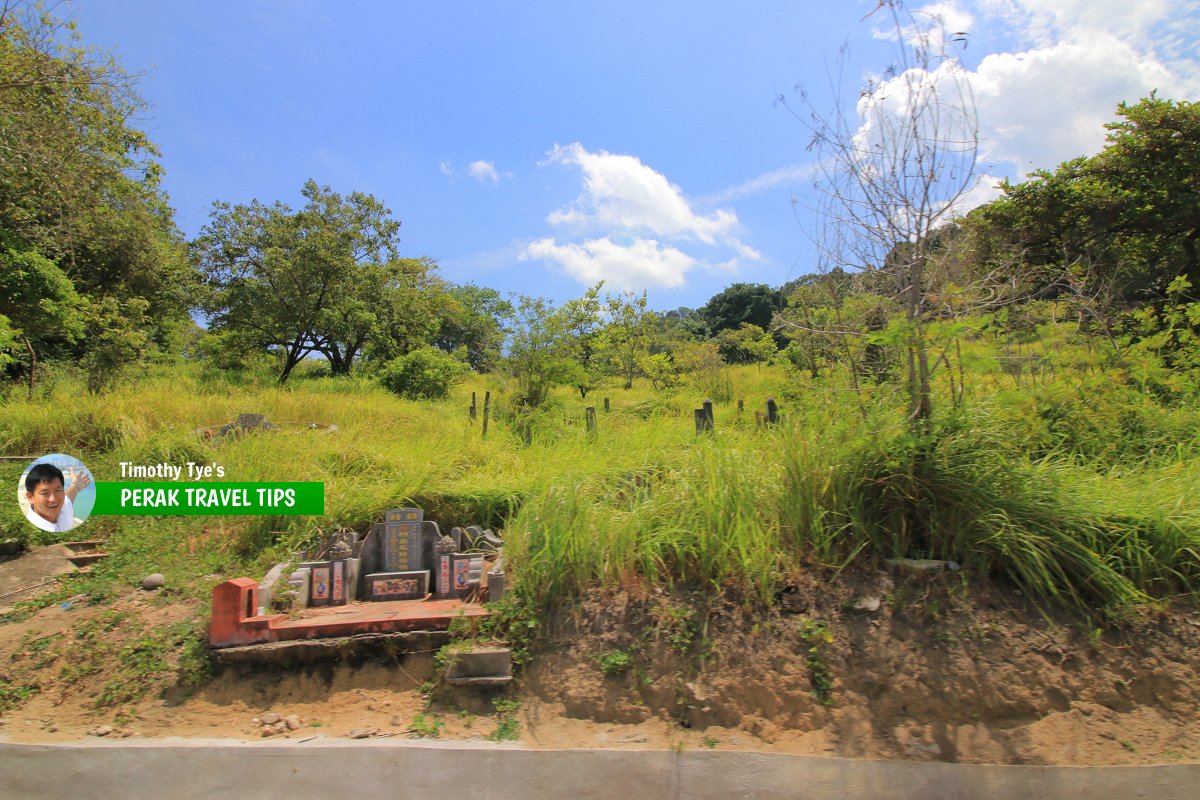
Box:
17 454 95 534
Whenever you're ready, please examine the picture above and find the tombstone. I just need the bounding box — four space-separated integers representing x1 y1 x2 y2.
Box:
586 406 596 436
702 399 714 429
382 507 424 572
604 397 610 413
364 570 429 601
344 557 362 602
766 397 779 425
482 391 491 438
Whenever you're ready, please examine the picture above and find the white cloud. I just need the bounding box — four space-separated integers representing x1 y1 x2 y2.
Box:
852 0 1200 218
520 236 697 291
524 143 761 291
438 161 453 177
468 160 500 183
972 36 1178 173
543 143 743 246
701 163 815 204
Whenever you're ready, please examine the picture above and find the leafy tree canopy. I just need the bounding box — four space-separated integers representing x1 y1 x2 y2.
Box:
699 283 785 336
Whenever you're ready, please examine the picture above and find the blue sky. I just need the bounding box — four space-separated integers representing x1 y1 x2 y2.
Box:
72 0 1199 311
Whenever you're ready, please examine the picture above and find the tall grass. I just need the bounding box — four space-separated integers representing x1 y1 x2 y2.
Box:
1 357 1197 621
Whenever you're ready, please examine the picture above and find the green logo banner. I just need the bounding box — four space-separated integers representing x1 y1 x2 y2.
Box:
93 482 324 516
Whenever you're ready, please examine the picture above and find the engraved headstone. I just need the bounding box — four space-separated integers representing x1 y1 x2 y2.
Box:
382 507 423 572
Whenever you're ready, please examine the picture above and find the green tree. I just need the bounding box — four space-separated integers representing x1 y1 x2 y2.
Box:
193 181 419 382
0 1 191 350
597 290 655 389
379 346 470 400
964 96 1200 303
433 283 513 372
505 288 601 407
0 233 84 395
698 283 784 336
714 322 776 366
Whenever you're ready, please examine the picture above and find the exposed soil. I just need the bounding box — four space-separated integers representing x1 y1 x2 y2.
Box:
1 563 1199 765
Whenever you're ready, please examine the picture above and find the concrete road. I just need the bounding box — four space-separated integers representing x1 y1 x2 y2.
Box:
2 738 1197 800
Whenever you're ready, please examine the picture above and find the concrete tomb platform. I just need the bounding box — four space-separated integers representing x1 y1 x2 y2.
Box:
209 577 487 648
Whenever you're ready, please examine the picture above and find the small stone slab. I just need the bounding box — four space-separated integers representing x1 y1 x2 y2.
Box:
445 647 512 680
444 675 513 687
886 558 951 575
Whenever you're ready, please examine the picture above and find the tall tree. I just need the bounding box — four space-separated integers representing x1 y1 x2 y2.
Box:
505 287 601 407
0 0 191 346
0 231 83 395
597 290 655 389
782 1 978 429
964 96 1200 303
192 181 410 382
432 283 514 372
698 283 784 336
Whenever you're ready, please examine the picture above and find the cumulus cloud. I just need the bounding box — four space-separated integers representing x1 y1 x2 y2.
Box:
522 143 760 291
521 237 697 291
964 0 1197 174
468 160 500 183
542 143 743 244
853 0 1200 218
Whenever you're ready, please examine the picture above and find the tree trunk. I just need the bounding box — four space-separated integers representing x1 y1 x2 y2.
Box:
23 335 36 399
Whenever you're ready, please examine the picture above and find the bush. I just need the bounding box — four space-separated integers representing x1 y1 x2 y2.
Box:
378 347 469 400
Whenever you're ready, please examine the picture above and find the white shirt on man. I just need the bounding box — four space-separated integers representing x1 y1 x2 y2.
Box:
25 495 78 533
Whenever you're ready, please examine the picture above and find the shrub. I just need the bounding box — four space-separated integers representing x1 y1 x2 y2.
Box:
378 347 469 400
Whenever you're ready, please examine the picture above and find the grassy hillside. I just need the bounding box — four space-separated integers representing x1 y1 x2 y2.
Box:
1 316 1197 628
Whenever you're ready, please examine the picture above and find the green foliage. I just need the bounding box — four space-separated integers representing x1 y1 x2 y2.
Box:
433 283 513 372
699 283 785 335
505 289 602 407
1121 275 1200 397
964 96 1200 301
715 323 776 366
193 181 444 382
597 649 633 675
795 618 835 706
378 346 470 400
407 713 444 739
486 697 521 741
0 2 193 379
596 290 655 389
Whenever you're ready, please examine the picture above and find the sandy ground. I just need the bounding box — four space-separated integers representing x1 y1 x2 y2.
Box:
2 559 1199 766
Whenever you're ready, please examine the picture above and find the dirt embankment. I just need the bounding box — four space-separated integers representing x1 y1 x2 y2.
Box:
1 566 1198 765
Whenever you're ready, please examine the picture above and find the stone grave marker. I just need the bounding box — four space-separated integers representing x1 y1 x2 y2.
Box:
382 507 423 572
